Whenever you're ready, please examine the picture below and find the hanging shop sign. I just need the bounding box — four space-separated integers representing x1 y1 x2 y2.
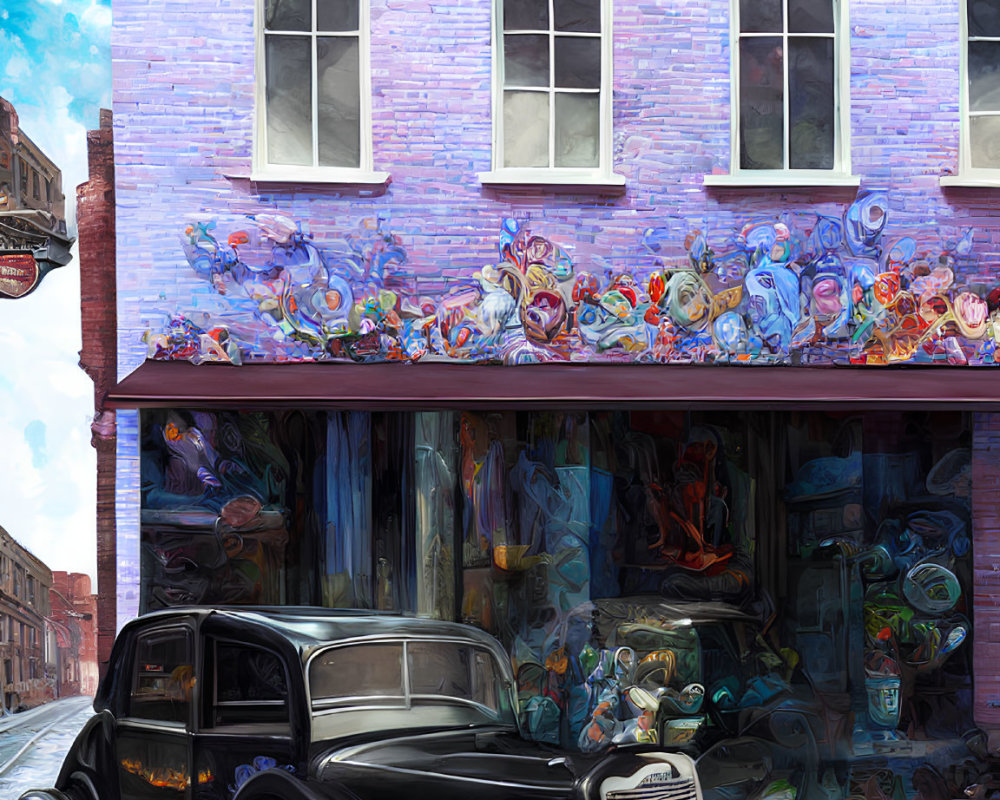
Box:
0 210 74 299
0 251 39 298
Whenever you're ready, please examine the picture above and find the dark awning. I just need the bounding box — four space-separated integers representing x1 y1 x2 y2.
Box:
105 360 1000 411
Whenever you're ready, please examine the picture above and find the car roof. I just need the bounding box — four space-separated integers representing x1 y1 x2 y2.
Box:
124 606 507 655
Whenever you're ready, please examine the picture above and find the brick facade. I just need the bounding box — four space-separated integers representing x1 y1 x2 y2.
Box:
48 572 99 698
112 0 1000 374
110 0 1000 743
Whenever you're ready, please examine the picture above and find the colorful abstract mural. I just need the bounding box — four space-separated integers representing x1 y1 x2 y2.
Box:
148 192 1000 367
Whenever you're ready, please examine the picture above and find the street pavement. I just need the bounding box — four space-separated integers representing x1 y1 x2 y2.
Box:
0 695 95 798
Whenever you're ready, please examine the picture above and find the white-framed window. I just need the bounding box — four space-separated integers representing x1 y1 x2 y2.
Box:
480 0 623 188
705 0 856 187
944 0 1000 185
254 0 387 184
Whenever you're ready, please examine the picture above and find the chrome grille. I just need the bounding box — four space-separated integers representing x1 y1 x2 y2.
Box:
605 775 699 800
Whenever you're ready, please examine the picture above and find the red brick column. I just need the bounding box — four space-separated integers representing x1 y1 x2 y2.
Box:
76 109 117 678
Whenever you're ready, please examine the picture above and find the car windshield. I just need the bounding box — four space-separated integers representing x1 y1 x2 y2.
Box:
309 639 516 729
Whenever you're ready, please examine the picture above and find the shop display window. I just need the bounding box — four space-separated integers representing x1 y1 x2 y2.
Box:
138 408 992 795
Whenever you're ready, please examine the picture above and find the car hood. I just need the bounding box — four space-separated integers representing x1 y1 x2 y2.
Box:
316 728 582 798
314 728 701 800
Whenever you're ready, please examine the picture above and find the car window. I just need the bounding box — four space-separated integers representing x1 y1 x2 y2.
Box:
129 627 194 725
211 640 290 728
309 639 513 721
407 641 503 712
310 643 404 705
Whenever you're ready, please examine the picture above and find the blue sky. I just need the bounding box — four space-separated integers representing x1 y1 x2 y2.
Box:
0 0 111 584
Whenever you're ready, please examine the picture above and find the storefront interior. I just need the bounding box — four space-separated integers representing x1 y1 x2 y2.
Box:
139 407 990 798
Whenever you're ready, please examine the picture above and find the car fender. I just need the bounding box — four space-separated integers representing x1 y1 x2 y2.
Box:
233 767 361 800
54 710 117 800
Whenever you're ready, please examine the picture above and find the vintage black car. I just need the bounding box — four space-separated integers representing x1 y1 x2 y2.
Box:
20 607 701 800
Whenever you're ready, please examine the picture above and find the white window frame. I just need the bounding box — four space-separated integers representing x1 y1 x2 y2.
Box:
479 0 625 190
705 0 857 188
942 0 1000 187
252 0 389 186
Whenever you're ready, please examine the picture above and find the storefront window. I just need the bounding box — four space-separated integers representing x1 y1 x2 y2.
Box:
454 409 981 794
139 407 988 792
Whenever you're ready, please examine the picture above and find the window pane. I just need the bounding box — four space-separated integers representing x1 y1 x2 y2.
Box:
318 0 359 31
265 0 310 31
318 36 361 167
969 0 1000 37
266 35 314 166
740 0 782 32
554 37 601 89
789 37 835 169
504 0 548 31
740 37 784 169
554 0 600 32
503 91 549 167
408 642 472 697
130 630 194 724
971 115 1000 168
789 0 834 33
504 34 549 86
970 42 1000 112
310 644 404 701
555 92 599 167
216 644 287 702
407 642 505 715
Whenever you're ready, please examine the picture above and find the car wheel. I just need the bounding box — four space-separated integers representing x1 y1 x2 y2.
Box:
59 774 100 800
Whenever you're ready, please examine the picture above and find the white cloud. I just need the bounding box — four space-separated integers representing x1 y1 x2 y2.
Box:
0 0 110 584
4 54 31 80
80 2 111 32
0 29 30 74
0 243 97 583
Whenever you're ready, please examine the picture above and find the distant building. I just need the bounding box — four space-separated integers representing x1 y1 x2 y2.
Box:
0 95 73 299
0 96 66 226
0 525 54 711
48 572 99 698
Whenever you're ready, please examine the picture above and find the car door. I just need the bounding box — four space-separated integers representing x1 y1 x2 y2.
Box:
192 636 298 799
116 622 196 800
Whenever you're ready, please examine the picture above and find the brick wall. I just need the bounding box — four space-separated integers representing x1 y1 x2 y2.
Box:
77 109 117 672
111 0 1000 374
49 571 100 697
974 412 1000 738
110 0 1000 735
115 409 140 629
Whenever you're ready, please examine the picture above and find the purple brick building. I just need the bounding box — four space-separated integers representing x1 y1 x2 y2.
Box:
102 0 1000 792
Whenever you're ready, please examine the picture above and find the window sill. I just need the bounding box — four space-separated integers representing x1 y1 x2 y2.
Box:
478 169 627 195
703 172 861 188
940 173 1000 188
226 168 392 190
